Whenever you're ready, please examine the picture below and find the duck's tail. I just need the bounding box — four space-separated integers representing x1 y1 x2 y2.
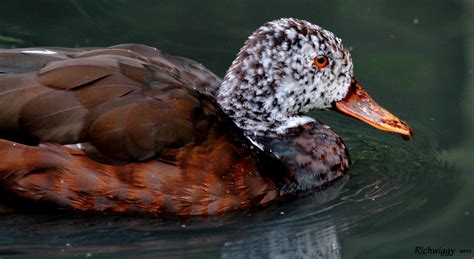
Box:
0 139 68 177
0 140 76 209
0 140 72 210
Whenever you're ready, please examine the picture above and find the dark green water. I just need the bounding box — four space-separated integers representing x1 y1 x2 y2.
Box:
0 0 472 258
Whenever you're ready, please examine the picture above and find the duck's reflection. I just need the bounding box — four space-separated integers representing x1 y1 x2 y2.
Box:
218 177 349 258
221 221 343 259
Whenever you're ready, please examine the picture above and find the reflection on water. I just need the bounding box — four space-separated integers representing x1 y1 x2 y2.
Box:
221 221 342 258
0 0 472 258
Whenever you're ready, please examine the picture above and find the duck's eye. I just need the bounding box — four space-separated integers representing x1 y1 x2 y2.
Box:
313 56 329 68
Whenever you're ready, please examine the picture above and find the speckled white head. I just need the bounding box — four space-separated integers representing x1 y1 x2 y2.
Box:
217 18 354 135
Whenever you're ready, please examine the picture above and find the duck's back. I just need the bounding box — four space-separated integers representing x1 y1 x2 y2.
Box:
0 44 222 162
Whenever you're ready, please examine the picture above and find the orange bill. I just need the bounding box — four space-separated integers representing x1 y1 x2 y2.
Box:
334 80 413 140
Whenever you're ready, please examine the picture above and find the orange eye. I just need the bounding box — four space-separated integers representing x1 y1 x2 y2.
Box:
313 56 329 68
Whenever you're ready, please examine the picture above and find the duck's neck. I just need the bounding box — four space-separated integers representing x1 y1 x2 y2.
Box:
218 71 312 136
216 38 314 136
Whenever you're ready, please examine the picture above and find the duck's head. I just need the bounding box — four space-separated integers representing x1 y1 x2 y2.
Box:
217 18 412 139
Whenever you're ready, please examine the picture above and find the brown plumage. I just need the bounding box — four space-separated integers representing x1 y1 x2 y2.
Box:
0 136 278 215
0 44 220 161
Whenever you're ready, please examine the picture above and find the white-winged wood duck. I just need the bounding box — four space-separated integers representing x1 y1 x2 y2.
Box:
0 18 412 216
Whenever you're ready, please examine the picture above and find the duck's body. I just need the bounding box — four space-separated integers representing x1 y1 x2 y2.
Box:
0 19 411 216
0 44 349 215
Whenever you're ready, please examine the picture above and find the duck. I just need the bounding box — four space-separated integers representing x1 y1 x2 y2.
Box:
0 18 412 216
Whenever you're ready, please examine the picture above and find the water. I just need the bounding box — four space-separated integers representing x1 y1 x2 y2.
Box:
0 0 473 258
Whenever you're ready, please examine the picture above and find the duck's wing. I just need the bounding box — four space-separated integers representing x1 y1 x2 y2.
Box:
0 44 221 162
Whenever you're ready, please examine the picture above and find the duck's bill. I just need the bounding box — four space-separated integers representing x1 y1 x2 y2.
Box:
334 80 413 140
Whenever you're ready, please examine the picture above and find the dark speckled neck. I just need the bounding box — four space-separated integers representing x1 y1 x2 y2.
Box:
253 120 350 194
